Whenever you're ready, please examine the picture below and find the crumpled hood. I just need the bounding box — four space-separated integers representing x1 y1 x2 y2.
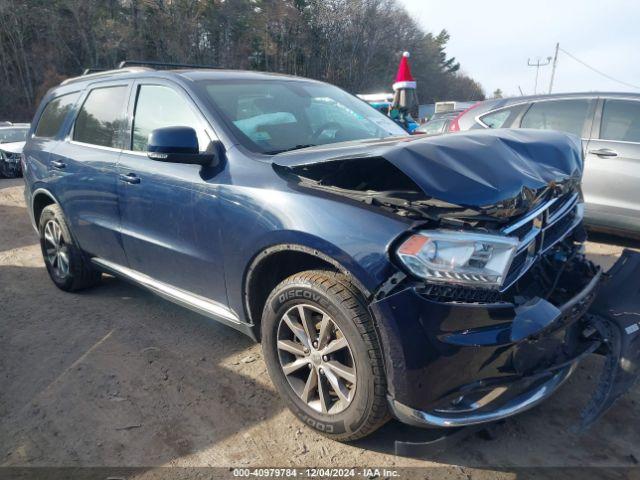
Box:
0 141 25 154
274 129 583 218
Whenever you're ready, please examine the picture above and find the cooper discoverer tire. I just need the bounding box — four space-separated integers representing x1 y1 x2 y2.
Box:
261 270 389 441
38 203 101 291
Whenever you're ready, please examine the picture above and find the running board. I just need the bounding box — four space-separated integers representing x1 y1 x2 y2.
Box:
91 258 255 337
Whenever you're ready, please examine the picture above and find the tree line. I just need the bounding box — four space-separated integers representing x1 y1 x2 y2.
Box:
0 0 485 122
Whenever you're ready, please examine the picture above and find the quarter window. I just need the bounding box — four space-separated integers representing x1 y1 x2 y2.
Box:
73 86 128 148
480 108 515 129
132 85 209 152
34 92 80 138
600 99 640 143
520 99 589 137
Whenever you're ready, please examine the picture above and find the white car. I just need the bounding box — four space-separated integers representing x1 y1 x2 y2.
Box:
0 123 30 178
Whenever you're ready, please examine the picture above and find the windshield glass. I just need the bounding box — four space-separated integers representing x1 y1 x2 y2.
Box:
199 80 407 154
0 128 28 143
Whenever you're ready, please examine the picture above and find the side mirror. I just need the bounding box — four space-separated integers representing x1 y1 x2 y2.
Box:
147 126 215 166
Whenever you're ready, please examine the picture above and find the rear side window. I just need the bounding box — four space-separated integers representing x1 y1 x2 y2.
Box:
520 99 589 137
131 85 208 152
34 93 79 138
73 86 128 148
480 108 516 129
600 99 640 143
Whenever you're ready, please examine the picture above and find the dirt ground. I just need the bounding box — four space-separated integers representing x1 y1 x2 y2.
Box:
1 177 639 477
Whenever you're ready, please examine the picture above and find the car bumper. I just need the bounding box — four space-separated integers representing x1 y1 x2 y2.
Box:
369 264 602 428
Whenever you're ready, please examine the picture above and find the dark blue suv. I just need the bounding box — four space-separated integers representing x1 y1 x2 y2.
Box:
22 65 639 440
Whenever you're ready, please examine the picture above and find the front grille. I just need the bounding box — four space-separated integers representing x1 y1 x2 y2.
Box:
501 192 582 290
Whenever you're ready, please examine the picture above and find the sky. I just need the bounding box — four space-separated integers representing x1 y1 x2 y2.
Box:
399 0 640 98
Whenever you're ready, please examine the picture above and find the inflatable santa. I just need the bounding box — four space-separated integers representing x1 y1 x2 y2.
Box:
390 51 419 132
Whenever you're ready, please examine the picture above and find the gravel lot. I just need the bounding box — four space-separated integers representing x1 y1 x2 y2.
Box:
1 177 639 477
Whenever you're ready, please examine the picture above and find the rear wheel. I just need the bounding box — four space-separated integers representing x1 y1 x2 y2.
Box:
261 270 389 441
38 204 101 291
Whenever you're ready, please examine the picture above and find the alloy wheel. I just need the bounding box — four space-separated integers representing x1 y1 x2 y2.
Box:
276 304 357 414
43 219 70 278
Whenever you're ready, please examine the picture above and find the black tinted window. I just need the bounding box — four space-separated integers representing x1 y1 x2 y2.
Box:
73 86 128 148
34 93 79 138
132 85 208 151
521 99 589 137
600 99 640 143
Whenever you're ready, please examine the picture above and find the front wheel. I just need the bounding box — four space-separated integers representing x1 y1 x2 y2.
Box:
261 270 389 441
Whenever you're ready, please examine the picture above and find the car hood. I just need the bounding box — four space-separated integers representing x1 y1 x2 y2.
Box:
0 141 25 154
273 129 583 221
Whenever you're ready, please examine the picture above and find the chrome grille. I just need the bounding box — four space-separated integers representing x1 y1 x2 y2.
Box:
501 192 583 290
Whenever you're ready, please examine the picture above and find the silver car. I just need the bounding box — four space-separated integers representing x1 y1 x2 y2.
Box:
0 123 30 178
453 93 640 236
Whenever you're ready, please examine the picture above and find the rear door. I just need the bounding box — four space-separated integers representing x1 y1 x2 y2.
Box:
53 82 131 264
117 79 229 307
582 98 640 232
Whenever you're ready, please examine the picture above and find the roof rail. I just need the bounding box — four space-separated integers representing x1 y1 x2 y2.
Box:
60 66 152 86
118 60 218 70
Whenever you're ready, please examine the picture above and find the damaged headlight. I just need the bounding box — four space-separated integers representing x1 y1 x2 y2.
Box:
396 231 519 289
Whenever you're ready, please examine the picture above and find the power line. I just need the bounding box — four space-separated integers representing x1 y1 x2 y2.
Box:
559 47 640 91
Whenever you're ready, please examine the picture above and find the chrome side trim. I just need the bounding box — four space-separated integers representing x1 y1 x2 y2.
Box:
389 365 575 428
91 258 242 325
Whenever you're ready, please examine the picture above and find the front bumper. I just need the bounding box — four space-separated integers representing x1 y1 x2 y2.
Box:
370 261 603 428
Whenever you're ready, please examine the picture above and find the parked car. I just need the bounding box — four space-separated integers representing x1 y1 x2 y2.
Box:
415 113 458 135
0 123 30 178
451 92 640 236
23 65 640 440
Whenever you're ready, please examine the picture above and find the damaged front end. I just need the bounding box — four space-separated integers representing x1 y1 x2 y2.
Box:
274 129 639 429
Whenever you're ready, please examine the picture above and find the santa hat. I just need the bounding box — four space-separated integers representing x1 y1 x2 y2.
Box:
393 51 416 91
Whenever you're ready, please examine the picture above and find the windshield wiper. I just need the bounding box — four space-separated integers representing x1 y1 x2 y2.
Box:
267 144 317 155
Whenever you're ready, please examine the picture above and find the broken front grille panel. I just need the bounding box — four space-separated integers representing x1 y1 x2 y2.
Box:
501 192 583 290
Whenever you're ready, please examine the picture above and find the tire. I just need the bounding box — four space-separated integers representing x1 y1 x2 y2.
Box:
38 203 101 291
261 270 389 441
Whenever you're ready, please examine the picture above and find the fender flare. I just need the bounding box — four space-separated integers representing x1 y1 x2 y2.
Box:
243 242 374 326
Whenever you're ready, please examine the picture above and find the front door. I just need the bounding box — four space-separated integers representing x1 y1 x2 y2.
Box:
117 81 230 311
583 98 640 232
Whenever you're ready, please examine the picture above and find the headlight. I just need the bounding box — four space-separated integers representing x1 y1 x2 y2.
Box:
396 230 519 289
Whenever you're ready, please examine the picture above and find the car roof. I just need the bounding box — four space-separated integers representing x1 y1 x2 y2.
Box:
0 123 29 129
489 91 640 107
59 67 322 89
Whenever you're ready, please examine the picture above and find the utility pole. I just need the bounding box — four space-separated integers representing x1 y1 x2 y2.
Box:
528 56 552 94
548 42 559 93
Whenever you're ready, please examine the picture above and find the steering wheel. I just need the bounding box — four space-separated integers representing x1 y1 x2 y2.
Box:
311 121 342 143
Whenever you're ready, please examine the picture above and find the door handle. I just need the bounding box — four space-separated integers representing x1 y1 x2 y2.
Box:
588 148 618 157
119 173 141 184
51 160 66 169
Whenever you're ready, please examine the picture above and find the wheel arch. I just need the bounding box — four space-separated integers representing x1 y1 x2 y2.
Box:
243 244 373 340
31 188 60 231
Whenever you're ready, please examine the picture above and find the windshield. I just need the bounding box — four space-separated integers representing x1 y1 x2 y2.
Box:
199 80 407 154
0 128 28 143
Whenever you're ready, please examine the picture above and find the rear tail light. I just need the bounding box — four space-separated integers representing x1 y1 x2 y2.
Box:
448 102 481 132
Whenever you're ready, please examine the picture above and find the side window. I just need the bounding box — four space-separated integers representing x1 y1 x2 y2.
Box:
34 92 80 138
520 99 589 137
479 107 517 129
132 85 209 152
73 86 128 148
600 99 640 143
